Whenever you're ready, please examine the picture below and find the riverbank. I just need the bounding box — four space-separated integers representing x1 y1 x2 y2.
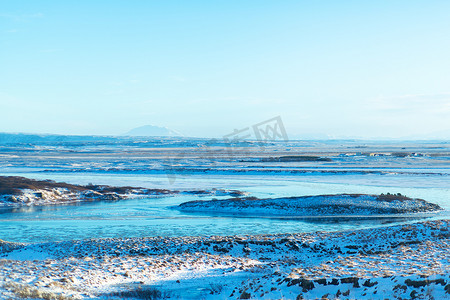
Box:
1 219 450 299
0 176 245 207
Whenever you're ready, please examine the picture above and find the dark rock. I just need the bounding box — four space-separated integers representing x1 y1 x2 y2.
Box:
362 279 378 287
445 284 450 294
405 279 431 288
393 284 407 291
341 277 360 288
212 245 229 253
287 278 315 292
330 279 339 285
239 291 251 299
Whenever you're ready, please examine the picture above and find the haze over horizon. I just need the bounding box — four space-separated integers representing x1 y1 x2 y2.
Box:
1 125 449 141
1 1 450 139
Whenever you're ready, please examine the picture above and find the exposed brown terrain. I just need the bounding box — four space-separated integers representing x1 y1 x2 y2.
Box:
0 176 172 196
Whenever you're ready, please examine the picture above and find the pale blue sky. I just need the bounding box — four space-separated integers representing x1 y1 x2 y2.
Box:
1 1 450 138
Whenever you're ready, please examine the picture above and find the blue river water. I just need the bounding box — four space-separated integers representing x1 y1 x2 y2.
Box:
1 172 449 243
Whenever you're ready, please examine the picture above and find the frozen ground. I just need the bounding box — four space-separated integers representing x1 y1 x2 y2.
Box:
177 193 442 216
0 176 174 207
1 220 450 299
0 176 245 207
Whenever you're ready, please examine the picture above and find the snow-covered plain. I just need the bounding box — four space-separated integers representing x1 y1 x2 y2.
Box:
1 220 450 299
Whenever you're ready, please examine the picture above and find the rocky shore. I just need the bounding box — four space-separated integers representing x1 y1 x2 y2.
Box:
1 220 450 299
0 176 245 207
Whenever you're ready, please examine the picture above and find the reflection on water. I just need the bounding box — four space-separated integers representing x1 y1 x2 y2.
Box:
0 199 128 215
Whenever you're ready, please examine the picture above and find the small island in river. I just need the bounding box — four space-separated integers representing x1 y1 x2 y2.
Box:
177 193 442 216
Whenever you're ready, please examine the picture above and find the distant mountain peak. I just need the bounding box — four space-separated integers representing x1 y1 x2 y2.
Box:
123 125 183 137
